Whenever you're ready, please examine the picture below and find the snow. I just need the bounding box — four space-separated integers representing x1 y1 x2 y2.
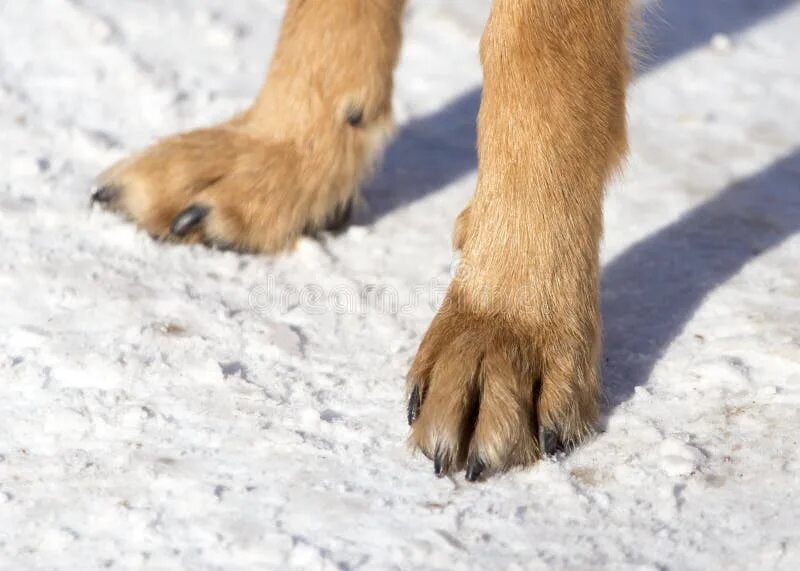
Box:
1 0 799 569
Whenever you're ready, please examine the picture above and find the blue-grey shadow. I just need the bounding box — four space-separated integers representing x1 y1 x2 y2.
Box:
640 0 796 67
363 0 796 218
602 150 800 409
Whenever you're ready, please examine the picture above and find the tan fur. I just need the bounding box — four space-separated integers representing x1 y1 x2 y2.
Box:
97 0 631 480
408 0 630 478
97 0 405 252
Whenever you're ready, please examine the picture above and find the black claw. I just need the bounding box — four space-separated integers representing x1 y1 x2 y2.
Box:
346 106 364 127
540 427 564 456
325 199 354 234
433 445 450 478
407 386 421 426
171 205 210 237
91 185 119 205
465 456 485 483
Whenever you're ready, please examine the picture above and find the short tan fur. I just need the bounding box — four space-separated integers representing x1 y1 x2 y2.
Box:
96 0 631 481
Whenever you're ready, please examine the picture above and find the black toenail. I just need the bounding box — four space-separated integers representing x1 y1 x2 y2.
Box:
171 204 210 237
465 456 485 482
346 106 364 127
325 199 354 234
540 427 564 456
91 185 119 205
407 386 421 426
433 444 449 478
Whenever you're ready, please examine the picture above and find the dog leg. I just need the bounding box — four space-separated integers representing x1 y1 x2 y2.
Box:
95 1 405 253
407 0 630 480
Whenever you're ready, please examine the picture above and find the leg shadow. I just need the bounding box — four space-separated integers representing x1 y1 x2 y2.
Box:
363 89 481 218
363 0 797 220
641 0 796 69
602 149 800 410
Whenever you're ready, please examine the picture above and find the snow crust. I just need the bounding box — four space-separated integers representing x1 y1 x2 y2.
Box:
1 1 799 568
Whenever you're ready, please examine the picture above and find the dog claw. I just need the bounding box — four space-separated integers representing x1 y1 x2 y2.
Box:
346 105 364 127
407 386 421 426
433 444 450 478
327 200 354 233
465 456 485 482
540 427 564 456
171 205 210 237
91 185 119 205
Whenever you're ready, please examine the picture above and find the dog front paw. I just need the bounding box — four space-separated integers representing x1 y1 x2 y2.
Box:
407 286 600 481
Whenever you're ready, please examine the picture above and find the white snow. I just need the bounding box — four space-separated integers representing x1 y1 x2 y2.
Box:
1 0 800 569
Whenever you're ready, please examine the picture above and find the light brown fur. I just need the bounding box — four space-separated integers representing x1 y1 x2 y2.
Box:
96 0 631 481
409 0 630 479
98 0 405 252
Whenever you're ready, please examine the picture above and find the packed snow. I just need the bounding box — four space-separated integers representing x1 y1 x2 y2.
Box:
1 0 799 569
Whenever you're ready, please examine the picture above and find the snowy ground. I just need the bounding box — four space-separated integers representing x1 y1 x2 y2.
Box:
1 0 800 569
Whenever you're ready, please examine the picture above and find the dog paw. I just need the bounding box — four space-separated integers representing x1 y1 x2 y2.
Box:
407 288 600 481
93 124 366 253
